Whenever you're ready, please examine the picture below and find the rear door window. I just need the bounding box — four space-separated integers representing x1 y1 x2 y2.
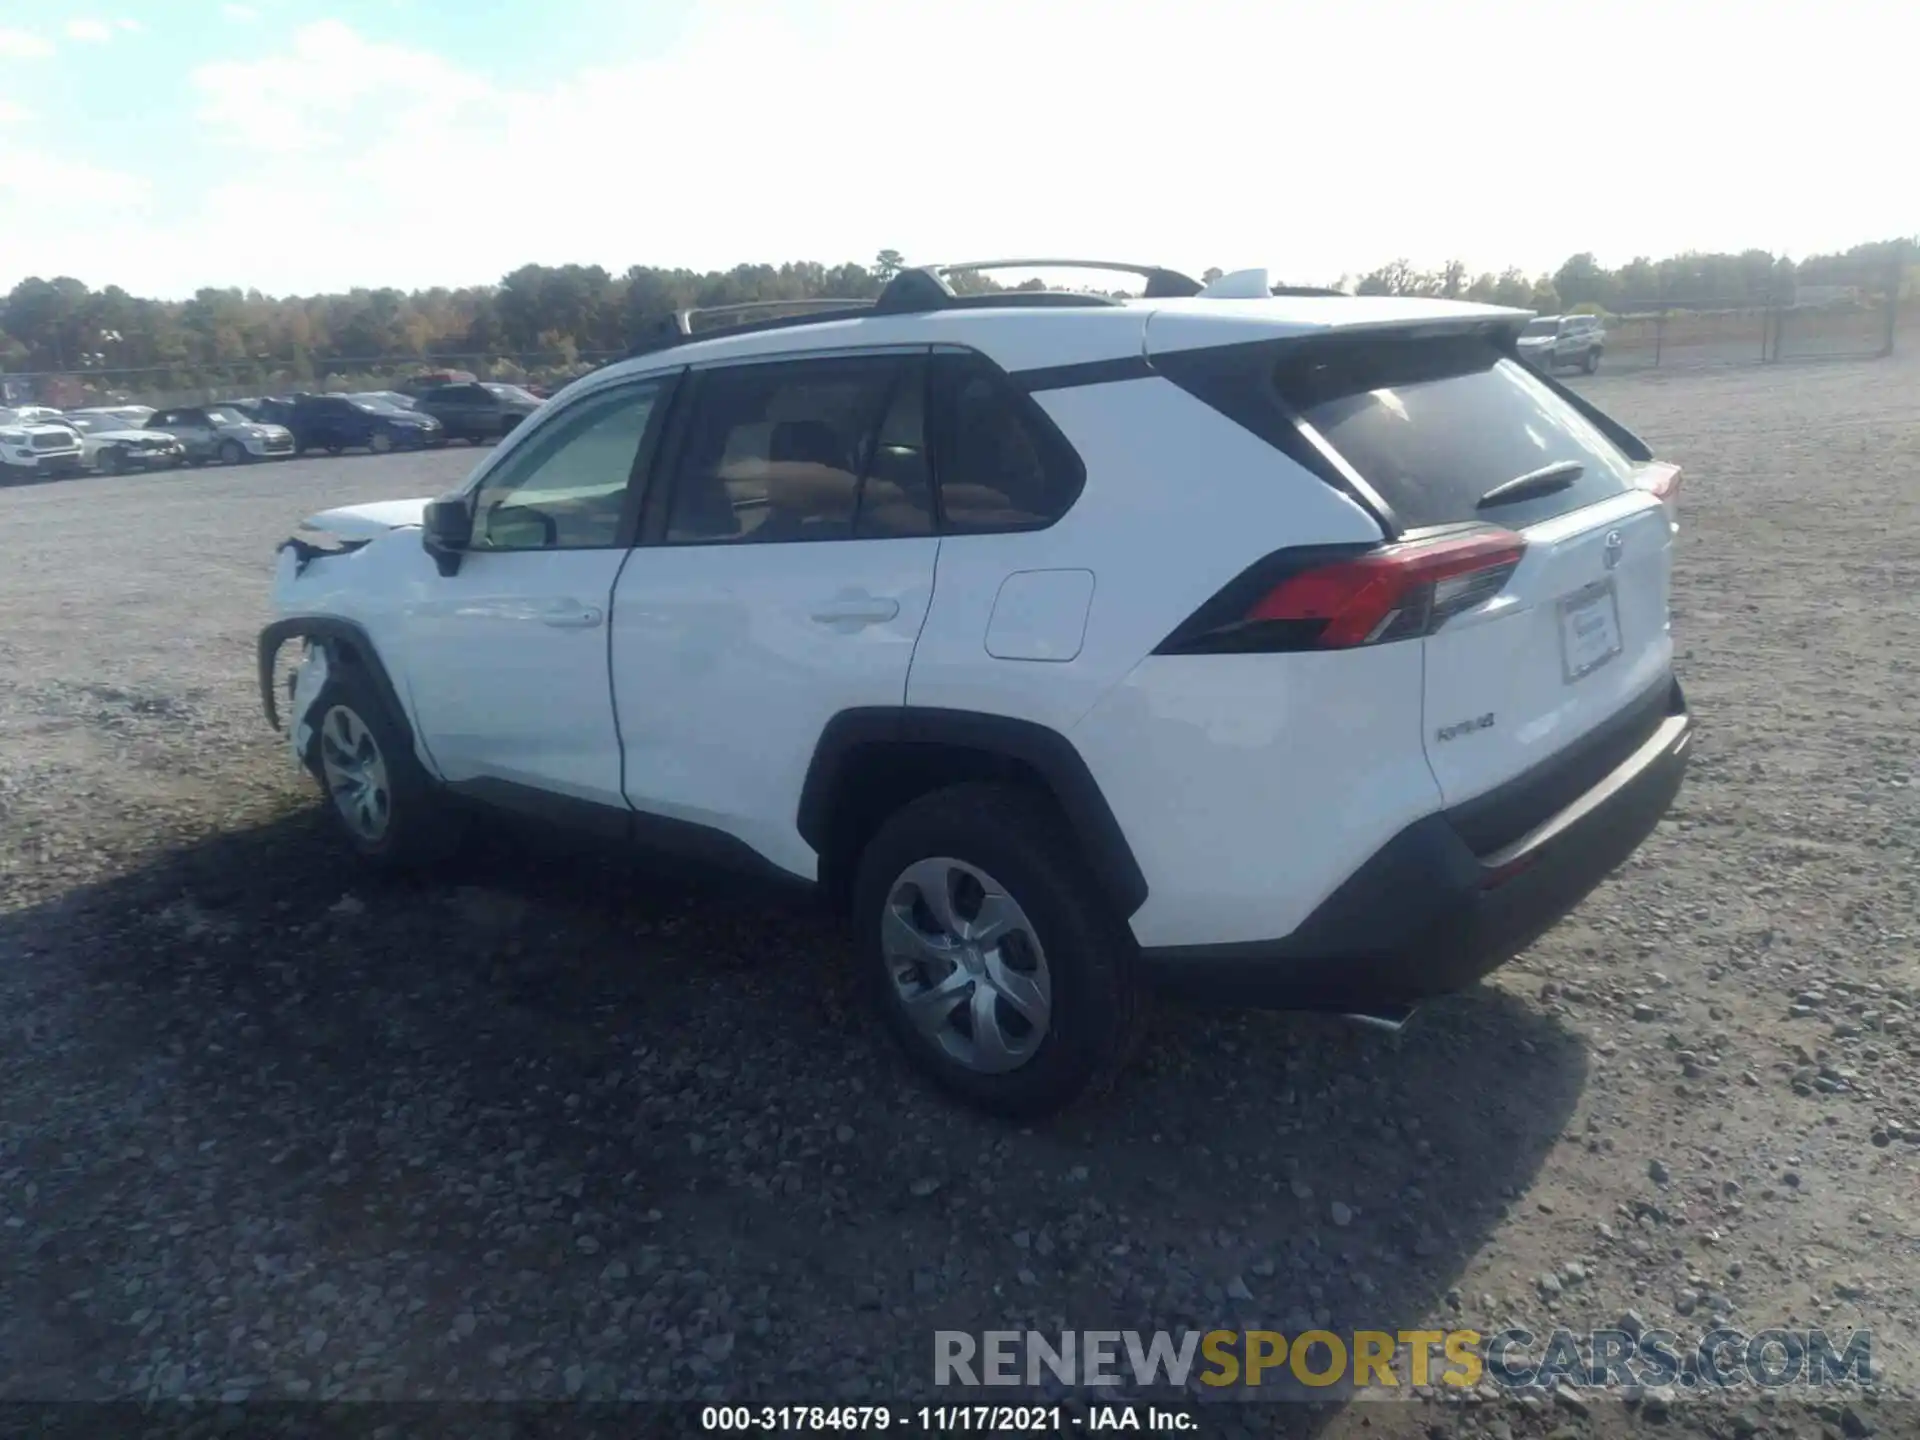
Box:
662 354 911 545
1274 333 1638 530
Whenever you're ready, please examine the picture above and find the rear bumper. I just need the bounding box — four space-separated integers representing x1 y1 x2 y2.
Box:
1139 682 1692 1010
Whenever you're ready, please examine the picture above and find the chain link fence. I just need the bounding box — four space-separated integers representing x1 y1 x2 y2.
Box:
1586 252 1908 374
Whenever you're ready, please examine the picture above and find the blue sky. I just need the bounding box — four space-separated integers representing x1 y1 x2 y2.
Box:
0 0 1909 299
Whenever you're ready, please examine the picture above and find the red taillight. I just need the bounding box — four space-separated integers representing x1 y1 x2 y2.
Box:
1635 462 1681 532
1636 462 1682 503
1246 529 1526 649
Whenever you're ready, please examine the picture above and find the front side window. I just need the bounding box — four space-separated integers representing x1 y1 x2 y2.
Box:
663 355 913 545
468 379 665 551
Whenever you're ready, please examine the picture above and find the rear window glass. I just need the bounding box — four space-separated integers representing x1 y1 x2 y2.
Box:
1274 335 1637 529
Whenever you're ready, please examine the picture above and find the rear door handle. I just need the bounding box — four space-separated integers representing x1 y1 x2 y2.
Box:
810 597 900 626
541 606 604 629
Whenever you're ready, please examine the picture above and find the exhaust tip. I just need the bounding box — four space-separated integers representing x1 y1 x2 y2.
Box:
1342 1004 1418 1034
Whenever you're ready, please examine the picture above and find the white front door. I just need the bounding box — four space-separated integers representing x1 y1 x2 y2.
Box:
397 375 670 809
611 350 939 877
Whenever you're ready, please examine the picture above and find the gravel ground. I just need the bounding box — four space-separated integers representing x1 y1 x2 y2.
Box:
2 359 1917 1439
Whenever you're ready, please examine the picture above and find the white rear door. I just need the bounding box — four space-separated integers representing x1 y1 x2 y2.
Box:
611 349 939 879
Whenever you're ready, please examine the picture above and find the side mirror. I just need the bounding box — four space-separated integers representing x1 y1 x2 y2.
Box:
421 495 471 577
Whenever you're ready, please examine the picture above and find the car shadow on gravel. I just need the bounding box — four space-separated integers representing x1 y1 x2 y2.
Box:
2 806 1586 1421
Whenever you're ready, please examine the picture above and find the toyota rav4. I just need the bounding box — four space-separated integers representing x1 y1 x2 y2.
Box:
258 261 1690 1117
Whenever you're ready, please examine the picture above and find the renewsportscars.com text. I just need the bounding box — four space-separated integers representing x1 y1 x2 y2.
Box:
935 1327 1874 1393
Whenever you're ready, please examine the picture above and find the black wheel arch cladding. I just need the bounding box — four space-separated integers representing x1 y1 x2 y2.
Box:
799 707 1149 919
257 615 413 746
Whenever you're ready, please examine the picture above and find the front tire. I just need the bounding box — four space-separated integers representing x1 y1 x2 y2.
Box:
851 783 1143 1119
218 438 246 465
97 447 124 476
370 430 394 454
1582 347 1601 374
299 664 460 869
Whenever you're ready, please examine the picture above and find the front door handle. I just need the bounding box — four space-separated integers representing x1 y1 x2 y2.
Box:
811 596 900 626
541 606 604 629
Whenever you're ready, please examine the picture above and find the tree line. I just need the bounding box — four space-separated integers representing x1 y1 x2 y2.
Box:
1 240 1911 384
1343 237 1912 315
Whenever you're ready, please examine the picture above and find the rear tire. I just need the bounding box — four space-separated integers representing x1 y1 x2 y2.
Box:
324 443 343 455
1582 347 1601 374
298 662 462 870
851 783 1144 1119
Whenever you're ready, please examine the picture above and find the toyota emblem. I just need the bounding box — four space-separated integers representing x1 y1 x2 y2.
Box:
1603 530 1625 570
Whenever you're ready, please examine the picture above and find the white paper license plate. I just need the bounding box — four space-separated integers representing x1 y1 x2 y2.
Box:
1559 580 1623 682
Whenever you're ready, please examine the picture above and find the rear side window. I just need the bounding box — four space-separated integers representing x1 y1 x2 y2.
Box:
930 352 1085 533
1275 335 1637 530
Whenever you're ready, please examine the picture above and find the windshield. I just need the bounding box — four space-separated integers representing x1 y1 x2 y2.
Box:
206 408 247 426
1521 319 1558 338
485 384 540 404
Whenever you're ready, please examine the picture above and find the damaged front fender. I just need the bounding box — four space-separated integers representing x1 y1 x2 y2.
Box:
256 616 415 753
284 640 331 768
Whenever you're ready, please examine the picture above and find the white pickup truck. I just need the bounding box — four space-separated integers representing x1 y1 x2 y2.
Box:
0 409 86 479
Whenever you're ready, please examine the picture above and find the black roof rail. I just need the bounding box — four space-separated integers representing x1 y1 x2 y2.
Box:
1269 284 1348 298
927 258 1204 299
624 297 879 357
620 259 1191 358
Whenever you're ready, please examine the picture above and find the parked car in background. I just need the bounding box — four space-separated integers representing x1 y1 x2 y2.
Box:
287 394 443 455
0 412 87 478
67 404 158 431
412 381 544 443
1518 314 1606 374
397 369 479 399
226 396 301 427
348 390 418 411
54 413 188 474
147 405 297 464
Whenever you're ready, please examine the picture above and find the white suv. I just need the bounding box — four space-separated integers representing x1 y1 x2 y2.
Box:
259 261 1691 1116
